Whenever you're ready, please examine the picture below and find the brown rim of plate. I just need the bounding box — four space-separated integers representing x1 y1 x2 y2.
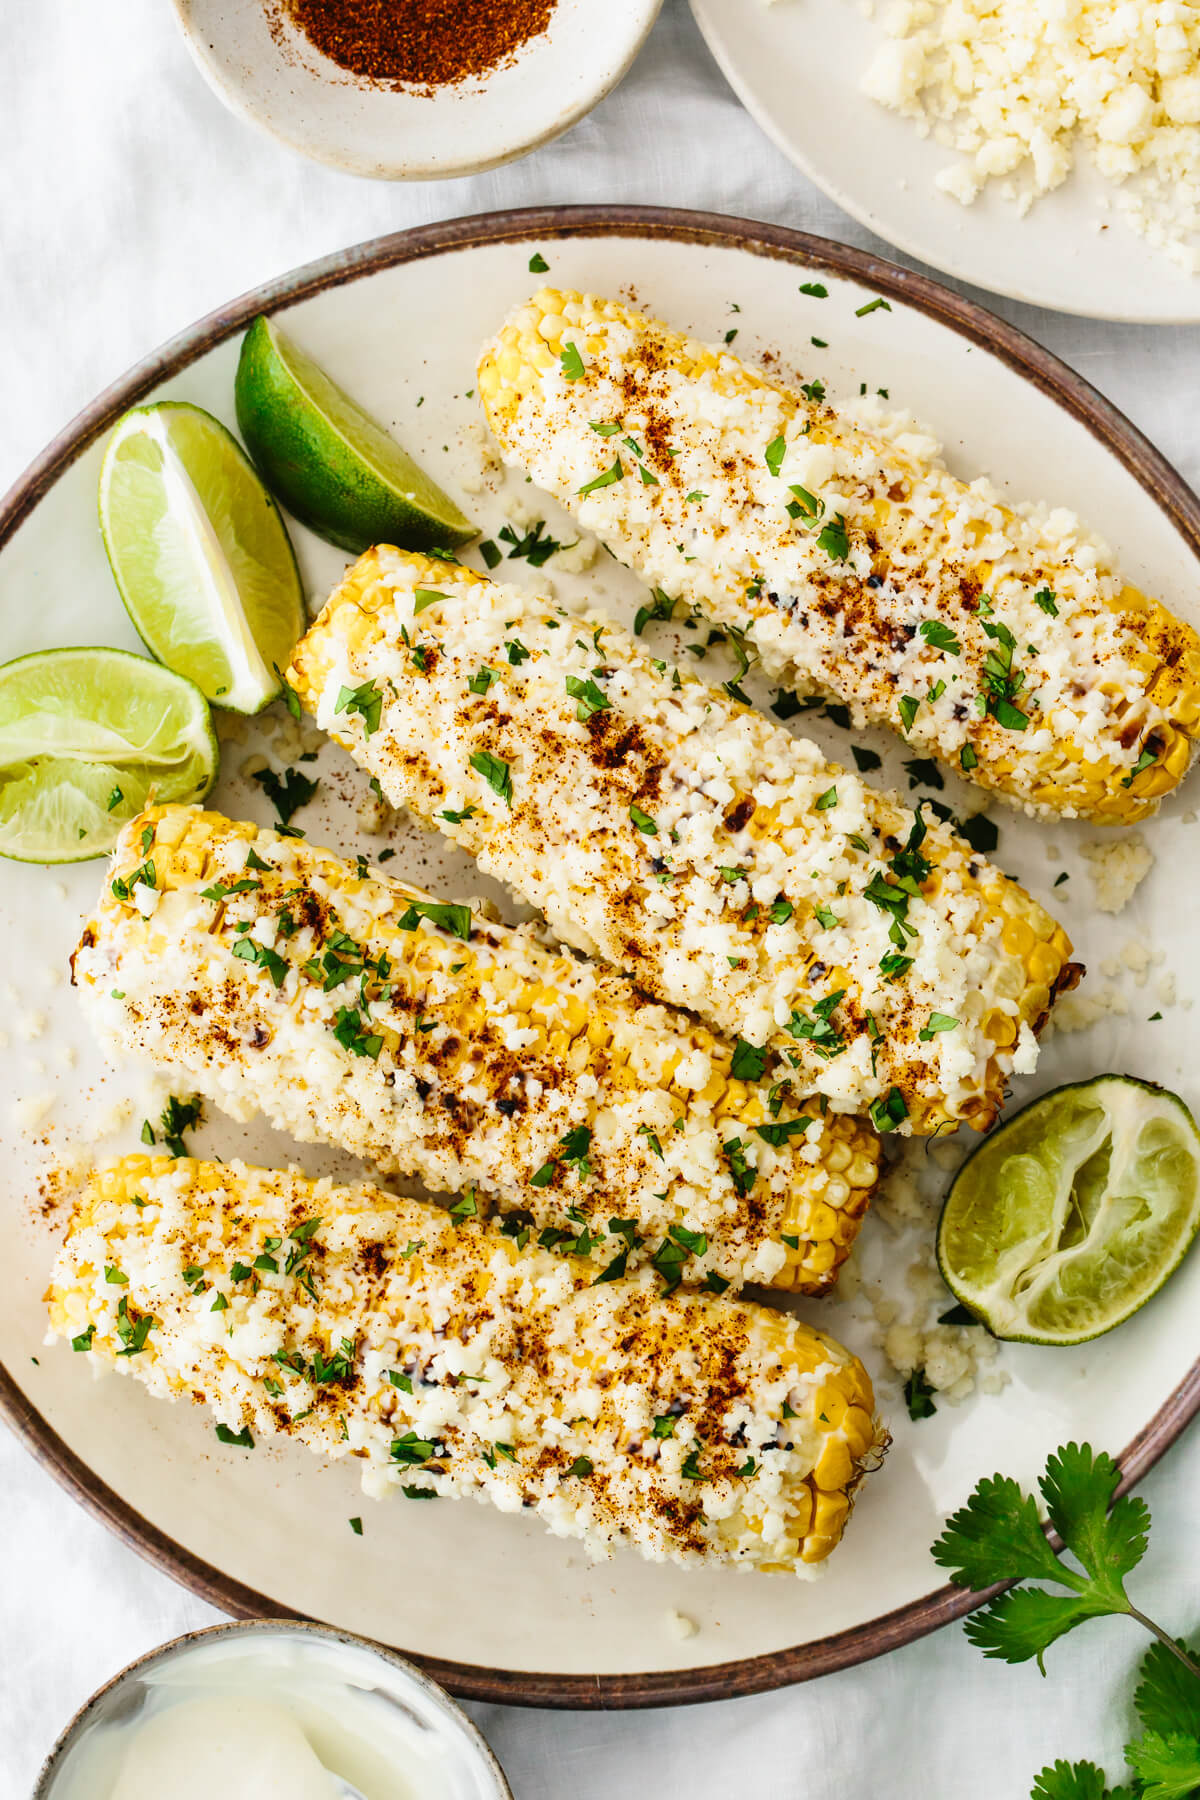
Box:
3 204 1199 1711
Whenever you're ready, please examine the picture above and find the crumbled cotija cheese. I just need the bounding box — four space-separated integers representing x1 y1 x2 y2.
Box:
855 0 1200 274
1080 833 1154 912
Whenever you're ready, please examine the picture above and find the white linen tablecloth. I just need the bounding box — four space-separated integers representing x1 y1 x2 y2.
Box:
2 2 1198 1793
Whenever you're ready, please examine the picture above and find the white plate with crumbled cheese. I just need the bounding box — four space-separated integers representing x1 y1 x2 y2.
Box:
690 0 1200 320
2 209 1199 1705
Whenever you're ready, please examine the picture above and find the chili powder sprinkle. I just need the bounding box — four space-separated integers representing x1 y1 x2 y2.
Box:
279 0 559 90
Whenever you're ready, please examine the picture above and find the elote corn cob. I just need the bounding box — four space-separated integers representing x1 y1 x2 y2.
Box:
72 807 880 1292
289 549 1079 1135
478 288 1200 823
49 1155 887 1570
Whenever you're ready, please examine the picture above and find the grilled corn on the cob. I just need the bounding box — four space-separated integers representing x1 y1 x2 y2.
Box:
478 288 1200 823
72 807 880 1292
289 549 1078 1135
48 1154 887 1571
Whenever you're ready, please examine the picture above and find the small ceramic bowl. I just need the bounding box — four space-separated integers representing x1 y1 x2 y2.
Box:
171 0 664 180
34 1620 513 1799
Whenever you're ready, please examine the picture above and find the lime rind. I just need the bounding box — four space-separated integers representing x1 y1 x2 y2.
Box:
98 401 305 714
0 646 217 863
937 1075 1200 1345
234 315 475 556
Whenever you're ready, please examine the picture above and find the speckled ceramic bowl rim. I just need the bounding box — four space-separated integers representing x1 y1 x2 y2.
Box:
31 1618 514 1797
169 0 665 181
3 205 1200 1709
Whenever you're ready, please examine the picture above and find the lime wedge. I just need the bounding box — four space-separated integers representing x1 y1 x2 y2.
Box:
99 401 305 714
0 647 217 862
234 315 475 556
937 1075 1200 1344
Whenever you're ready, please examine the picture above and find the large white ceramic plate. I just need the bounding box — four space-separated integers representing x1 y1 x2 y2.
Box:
690 0 1200 323
2 207 1199 1708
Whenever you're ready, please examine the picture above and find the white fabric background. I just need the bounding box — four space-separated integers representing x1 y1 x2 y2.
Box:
2 2 1198 1794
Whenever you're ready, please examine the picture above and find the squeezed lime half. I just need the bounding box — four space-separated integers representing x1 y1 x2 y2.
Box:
99 400 305 713
234 314 475 556
0 646 217 862
937 1075 1200 1344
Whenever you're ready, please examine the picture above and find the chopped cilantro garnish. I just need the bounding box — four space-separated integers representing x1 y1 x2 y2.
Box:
799 281 828 297
755 1115 813 1147
855 296 892 316
1122 746 1158 789
903 757 944 791
919 1012 959 1041
396 897 472 942
215 1423 254 1449
470 748 513 806
979 619 1030 730
919 619 962 655
731 1038 767 1082
722 1137 756 1198
870 1087 909 1133
958 813 998 855
578 456 623 497
904 1368 937 1420
629 803 658 835
1033 586 1059 617
565 674 611 718
334 679 384 739
159 1094 203 1157
529 251 550 273
765 434 788 477
232 937 289 988
815 784 838 810
898 695 921 733
390 1431 438 1467
784 989 846 1058
332 1006 383 1060
498 519 572 566
559 341 585 380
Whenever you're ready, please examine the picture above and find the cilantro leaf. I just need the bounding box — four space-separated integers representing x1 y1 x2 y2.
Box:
1125 1731 1200 1800
932 1471 1068 1590
966 1586 1118 1669
1134 1638 1200 1740
1030 1761 1128 1800
1041 1443 1149 1604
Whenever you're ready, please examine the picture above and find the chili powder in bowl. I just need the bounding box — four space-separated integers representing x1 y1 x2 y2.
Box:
170 0 664 179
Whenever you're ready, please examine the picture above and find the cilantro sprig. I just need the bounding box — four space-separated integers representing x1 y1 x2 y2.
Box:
933 1443 1200 1799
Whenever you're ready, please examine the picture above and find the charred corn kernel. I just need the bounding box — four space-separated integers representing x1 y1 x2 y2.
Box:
290 551 1080 1134
48 1155 888 1573
479 288 1200 824
74 807 882 1294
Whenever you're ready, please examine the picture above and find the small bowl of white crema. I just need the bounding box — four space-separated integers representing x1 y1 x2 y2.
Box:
34 1620 512 1800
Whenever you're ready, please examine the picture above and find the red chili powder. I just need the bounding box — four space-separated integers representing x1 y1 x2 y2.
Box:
280 0 558 89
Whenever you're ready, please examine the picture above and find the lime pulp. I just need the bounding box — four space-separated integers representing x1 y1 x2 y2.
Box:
937 1075 1200 1345
98 401 305 714
0 646 217 862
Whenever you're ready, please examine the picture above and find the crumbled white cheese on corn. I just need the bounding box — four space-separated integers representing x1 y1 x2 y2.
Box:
48 1157 885 1575
75 809 876 1293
